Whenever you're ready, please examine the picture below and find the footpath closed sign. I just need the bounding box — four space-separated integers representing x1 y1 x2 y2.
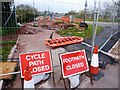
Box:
19 50 52 78
60 50 89 78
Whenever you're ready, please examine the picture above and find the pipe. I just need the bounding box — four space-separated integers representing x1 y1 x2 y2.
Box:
82 42 115 58
0 71 20 77
0 65 61 77
99 31 118 50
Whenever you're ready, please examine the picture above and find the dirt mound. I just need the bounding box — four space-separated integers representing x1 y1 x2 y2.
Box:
38 19 53 26
17 25 42 34
37 18 79 30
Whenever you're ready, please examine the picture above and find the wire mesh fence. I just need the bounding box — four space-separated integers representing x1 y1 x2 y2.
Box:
0 1 119 62
0 0 119 89
0 0 119 64
1 2 18 62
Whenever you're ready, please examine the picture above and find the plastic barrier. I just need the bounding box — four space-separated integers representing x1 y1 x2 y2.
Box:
45 36 84 48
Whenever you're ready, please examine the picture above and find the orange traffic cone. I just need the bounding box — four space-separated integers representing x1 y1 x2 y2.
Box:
90 45 104 81
90 46 99 75
24 67 35 89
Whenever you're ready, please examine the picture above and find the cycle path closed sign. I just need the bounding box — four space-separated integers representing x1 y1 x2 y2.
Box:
60 50 89 78
19 50 52 78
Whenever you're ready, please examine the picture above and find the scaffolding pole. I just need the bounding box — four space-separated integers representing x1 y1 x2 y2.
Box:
91 0 101 60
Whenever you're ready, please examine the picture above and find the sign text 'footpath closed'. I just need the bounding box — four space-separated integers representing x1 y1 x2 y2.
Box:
60 50 89 78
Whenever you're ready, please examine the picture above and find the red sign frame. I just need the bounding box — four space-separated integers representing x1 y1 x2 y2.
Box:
19 50 52 78
60 50 89 78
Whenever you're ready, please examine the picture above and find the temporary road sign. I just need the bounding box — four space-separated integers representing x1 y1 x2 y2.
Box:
19 50 52 78
60 50 89 78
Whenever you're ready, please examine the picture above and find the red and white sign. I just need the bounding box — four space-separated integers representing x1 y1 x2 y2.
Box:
60 50 89 78
19 50 52 78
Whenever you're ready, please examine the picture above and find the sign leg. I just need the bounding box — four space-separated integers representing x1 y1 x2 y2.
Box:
52 70 56 87
58 76 62 84
62 78 67 90
58 76 67 90
21 78 24 90
89 71 93 85
50 50 56 87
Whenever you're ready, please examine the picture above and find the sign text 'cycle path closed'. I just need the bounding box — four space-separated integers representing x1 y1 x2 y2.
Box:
19 50 52 78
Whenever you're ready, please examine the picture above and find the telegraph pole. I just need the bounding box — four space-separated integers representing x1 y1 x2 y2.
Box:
84 0 88 23
33 0 35 26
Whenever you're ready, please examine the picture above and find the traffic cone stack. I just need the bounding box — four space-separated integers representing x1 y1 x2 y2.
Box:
90 46 104 81
24 67 35 89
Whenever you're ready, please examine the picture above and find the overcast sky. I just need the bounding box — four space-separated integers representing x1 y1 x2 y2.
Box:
14 0 115 13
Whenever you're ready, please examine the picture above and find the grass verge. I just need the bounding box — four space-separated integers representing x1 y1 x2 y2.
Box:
1 41 16 62
86 18 120 23
57 24 103 39
2 27 17 36
1 27 18 61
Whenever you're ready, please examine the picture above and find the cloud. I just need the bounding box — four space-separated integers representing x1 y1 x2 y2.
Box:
14 0 114 13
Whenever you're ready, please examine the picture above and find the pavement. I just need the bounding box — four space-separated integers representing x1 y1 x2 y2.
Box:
86 21 118 29
11 29 75 89
79 64 119 88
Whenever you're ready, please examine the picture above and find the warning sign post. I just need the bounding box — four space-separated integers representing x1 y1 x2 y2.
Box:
60 50 89 78
19 50 52 78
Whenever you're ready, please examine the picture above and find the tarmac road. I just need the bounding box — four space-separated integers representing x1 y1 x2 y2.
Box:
86 21 118 29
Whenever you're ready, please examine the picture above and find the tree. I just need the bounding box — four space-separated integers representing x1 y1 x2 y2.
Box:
77 9 93 19
103 2 111 20
117 0 120 19
16 4 39 23
65 10 77 16
79 10 84 18
2 1 17 35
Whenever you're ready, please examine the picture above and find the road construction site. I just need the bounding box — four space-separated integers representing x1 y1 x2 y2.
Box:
0 16 119 89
